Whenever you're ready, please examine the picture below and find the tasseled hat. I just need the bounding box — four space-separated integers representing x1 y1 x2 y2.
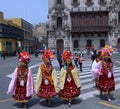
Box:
18 51 31 63
42 50 54 60
62 50 72 61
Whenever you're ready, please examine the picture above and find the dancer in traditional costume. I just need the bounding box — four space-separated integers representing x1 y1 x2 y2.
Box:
7 51 34 109
59 50 81 107
98 45 115 101
35 50 59 106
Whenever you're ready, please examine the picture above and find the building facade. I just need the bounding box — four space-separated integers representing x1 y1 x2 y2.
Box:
48 0 120 53
0 11 23 55
33 23 48 50
6 18 34 53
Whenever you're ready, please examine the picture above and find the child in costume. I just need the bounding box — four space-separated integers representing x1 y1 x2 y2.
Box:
98 45 115 101
7 51 34 109
91 53 102 87
59 50 81 107
35 50 59 106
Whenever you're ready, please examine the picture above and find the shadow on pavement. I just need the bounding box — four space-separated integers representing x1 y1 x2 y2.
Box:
39 96 62 107
62 98 82 106
94 93 115 101
13 98 40 108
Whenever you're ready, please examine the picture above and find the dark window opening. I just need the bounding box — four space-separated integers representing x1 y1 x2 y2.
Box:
100 39 105 47
57 17 62 28
74 40 79 48
87 0 92 4
73 0 78 4
87 39 92 48
118 38 120 45
119 12 120 24
57 0 61 4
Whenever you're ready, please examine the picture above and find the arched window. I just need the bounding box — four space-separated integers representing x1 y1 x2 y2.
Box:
100 39 105 47
57 0 61 4
74 40 79 48
57 17 62 28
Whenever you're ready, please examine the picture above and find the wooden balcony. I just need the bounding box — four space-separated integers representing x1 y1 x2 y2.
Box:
71 25 109 33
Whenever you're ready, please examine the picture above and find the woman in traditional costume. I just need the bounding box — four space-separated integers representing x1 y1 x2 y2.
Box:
35 50 59 106
98 46 115 101
7 51 34 109
59 50 81 107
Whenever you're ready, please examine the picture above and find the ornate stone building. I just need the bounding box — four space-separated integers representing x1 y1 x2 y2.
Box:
33 23 48 50
48 0 120 53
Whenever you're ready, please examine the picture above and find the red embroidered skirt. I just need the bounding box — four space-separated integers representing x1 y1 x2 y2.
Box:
37 78 57 98
59 78 80 99
14 80 30 102
98 71 115 92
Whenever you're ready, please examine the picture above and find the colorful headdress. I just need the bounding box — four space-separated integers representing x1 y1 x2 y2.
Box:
104 45 114 54
99 45 114 58
42 50 54 60
62 50 72 61
18 51 31 63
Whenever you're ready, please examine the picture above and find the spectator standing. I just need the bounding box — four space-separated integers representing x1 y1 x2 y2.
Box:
74 53 79 67
78 55 83 72
80 51 84 58
57 50 62 70
91 50 97 63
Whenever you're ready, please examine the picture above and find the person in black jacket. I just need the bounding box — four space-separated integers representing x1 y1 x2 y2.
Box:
57 51 62 69
91 50 97 63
